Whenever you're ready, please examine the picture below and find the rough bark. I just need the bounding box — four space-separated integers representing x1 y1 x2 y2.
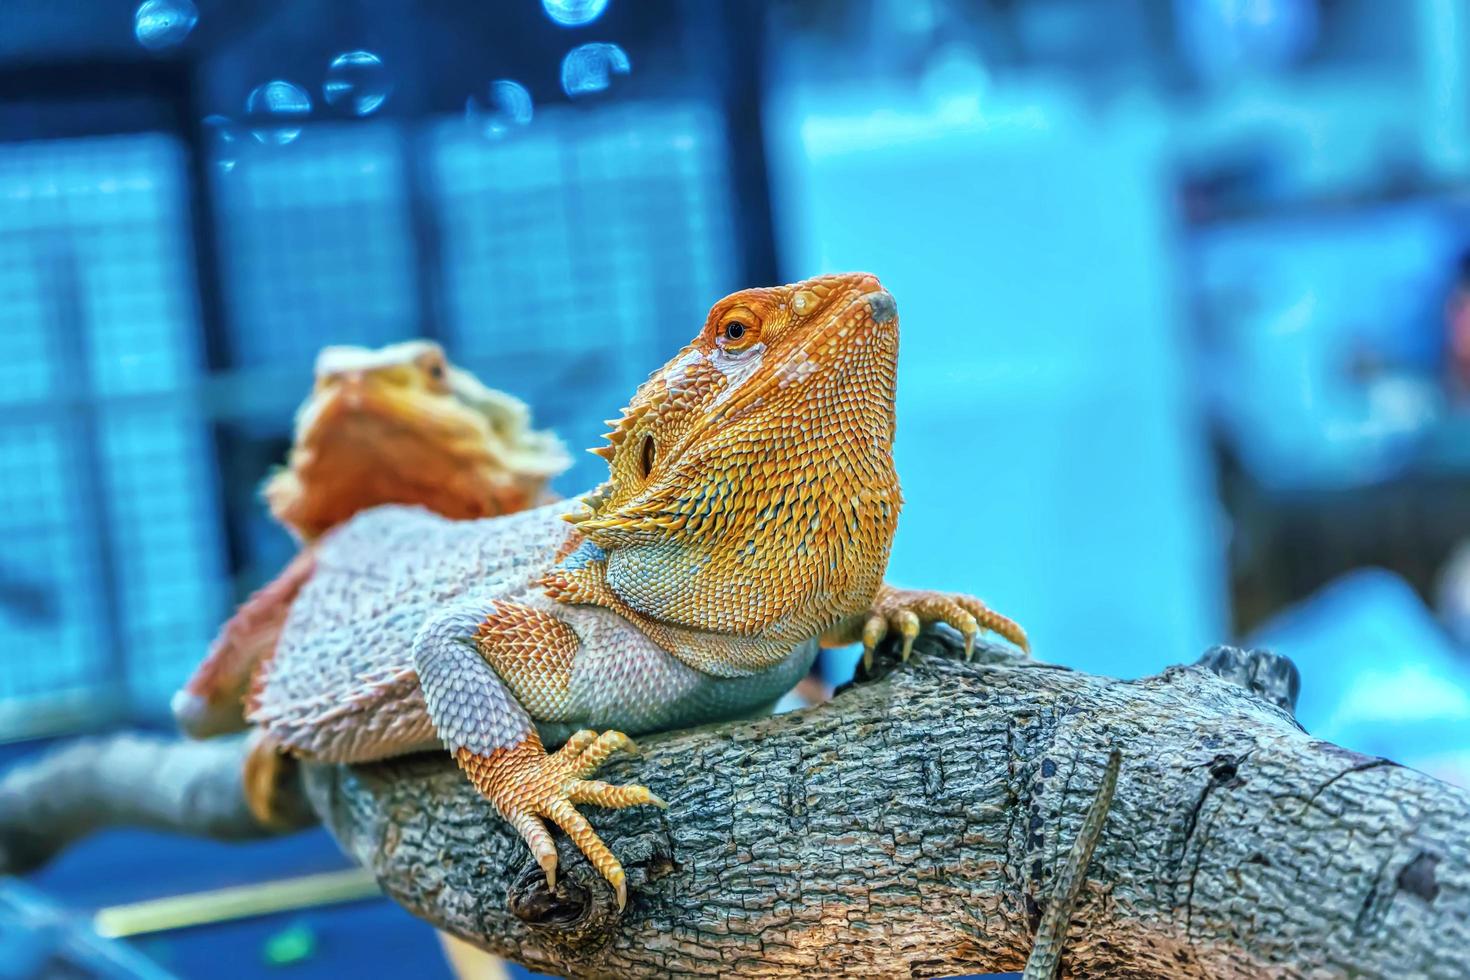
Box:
299 637 1470 979
3 639 1468 979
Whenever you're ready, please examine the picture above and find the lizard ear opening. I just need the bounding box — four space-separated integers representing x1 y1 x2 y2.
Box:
639 434 656 479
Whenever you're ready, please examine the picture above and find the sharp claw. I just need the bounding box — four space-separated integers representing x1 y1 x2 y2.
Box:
964 631 975 661
974 607 1030 656
861 614 887 672
647 791 669 809
539 849 558 891
893 611 920 661
615 879 628 912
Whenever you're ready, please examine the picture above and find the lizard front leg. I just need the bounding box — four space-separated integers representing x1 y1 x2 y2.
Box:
414 601 663 910
824 583 1029 669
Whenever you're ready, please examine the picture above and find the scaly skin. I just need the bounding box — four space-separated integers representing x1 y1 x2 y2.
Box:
172 341 569 738
249 274 1027 909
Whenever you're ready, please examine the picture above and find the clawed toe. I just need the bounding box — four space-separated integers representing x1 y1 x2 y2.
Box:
894 609 920 661
560 729 599 757
457 730 664 912
561 729 639 775
509 810 560 890
860 586 1029 668
861 614 887 670
567 777 665 809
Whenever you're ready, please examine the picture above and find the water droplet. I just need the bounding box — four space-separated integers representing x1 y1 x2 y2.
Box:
201 115 240 173
323 50 393 117
542 0 609 27
245 81 312 146
465 80 535 139
560 42 630 98
134 0 198 51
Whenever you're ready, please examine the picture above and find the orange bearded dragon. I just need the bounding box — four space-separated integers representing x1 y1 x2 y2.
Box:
244 275 1027 909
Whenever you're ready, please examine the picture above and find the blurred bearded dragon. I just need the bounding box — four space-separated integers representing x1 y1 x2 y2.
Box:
172 340 569 737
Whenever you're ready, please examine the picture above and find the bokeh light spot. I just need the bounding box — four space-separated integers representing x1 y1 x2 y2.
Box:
323 51 393 117
133 0 198 51
465 80 535 139
560 42 631 98
245 80 312 146
542 0 609 28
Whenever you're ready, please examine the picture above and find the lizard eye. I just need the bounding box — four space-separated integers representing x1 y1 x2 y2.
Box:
717 314 759 350
639 434 656 479
420 355 449 388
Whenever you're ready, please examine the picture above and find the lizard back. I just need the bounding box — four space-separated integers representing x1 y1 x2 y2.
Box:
248 499 572 758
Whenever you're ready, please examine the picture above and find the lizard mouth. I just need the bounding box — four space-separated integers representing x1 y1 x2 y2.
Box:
299 378 488 471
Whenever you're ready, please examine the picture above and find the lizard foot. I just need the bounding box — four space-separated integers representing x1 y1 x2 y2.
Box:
861 584 1029 670
241 729 316 831
456 730 665 911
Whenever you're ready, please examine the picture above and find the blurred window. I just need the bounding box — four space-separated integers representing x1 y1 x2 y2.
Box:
214 122 419 366
0 96 745 731
0 134 229 731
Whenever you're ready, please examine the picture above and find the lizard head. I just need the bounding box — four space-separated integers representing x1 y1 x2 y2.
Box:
548 273 902 665
265 340 569 540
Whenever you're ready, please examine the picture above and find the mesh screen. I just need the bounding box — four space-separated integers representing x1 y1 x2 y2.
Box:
214 122 420 367
0 133 227 729
0 99 741 732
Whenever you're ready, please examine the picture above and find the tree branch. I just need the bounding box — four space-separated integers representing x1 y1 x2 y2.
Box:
3 637 1468 979
0 733 311 874
304 637 1470 979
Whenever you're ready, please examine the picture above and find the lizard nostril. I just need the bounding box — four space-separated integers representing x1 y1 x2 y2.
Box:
866 290 897 325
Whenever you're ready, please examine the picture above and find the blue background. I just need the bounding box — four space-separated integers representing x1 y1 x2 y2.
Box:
2 0 1469 977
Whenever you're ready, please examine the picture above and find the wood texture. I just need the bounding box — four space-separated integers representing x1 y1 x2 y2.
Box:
304 637 1470 978
3 638 1467 979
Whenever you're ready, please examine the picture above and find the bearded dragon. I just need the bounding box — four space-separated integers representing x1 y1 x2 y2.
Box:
247 274 1028 908
172 340 569 738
